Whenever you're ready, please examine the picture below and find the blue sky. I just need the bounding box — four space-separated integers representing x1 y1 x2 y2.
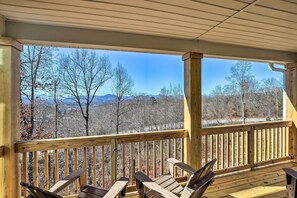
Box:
57 48 283 95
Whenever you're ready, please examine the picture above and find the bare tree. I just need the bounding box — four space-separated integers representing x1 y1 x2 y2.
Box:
112 64 134 134
60 50 112 136
44 62 62 138
261 78 282 119
21 45 54 137
20 45 53 184
226 61 255 123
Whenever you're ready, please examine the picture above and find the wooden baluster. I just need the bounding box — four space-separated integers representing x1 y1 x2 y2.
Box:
93 146 97 186
262 129 265 161
267 129 270 160
243 132 246 164
167 139 171 159
138 142 141 172
74 148 78 193
227 133 230 167
146 142 149 176
275 128 278 159
238 132 241 165
123 144 126 178
111 139 117 184
84 147 87 183
34 151 39 187
254 130 257 164
232 133 235 167
216 134 219 170
278 127 280 158
258 130 261 162
153 141 157 178
174 138 177 177
181 138 184 175
102 146 105 187
130 143 134 184
248 127 255 170
64 149 69 195
222 134 225 168
289 125 294 158
282 127 285 157
205 135 208 164
285 127 289 156
210 135 213 162
241 132 244 164
271 128 274 159
160 140 164 175
44 151 49 190
237 132 240 166
54 150 59 184
23 153 28 198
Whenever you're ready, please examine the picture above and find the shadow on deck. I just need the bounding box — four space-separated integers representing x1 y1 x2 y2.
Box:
128 161 296 198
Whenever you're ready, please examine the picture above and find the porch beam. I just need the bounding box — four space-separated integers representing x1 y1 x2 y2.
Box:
6 21 297 64
183 52 203 169
0 37 22 198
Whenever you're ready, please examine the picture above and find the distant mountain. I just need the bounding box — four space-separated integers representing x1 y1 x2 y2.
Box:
21 94 177 106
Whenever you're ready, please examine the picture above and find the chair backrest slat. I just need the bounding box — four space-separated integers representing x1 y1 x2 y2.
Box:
187 159 216 188
20 181 62 198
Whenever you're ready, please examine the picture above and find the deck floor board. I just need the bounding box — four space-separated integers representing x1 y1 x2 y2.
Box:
205 161 297 198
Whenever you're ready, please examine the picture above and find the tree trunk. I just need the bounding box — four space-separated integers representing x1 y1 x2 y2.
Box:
241 91 246 124
116 99 120 134
275 92 279 119
54 83 58 138
29 82 35 184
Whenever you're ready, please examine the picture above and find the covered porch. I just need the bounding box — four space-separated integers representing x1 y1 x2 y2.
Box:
1 1 297 198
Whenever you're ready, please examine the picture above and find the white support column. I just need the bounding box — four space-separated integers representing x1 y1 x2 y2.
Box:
0 37 22 198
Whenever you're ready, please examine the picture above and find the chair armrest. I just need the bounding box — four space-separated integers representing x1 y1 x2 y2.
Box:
167 158 196 176
134 172 179 198
103 177 129 198
284 168 297 180
49 168 85 193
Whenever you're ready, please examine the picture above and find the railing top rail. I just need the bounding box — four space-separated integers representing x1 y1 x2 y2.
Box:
201 120 292 135
15 129 188 153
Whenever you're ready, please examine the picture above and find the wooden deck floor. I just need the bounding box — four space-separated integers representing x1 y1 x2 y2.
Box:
128 161 297 198
205 161 296 198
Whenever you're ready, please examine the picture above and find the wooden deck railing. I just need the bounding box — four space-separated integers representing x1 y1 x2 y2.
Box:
201 120 293 174
15 120 293 197
16 129 188 197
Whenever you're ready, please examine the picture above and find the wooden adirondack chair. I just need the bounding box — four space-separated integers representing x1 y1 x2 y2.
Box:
20 168 129 198
283 168 297 198
135 158 216 198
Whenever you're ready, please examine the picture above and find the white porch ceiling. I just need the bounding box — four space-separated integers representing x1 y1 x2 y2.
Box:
0 0 297 55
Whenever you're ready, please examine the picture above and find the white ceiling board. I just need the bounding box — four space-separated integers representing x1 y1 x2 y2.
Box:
193 0 250 10
225 18 297 36
0 0 297 56
247 5 297 23
212 28 297 45
0 7 207 36
145 0 237 16
221 23 297 40
200 35 297 52
202 32 297 49
236 12 297 29
256 0 297 14
0 3 212 33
